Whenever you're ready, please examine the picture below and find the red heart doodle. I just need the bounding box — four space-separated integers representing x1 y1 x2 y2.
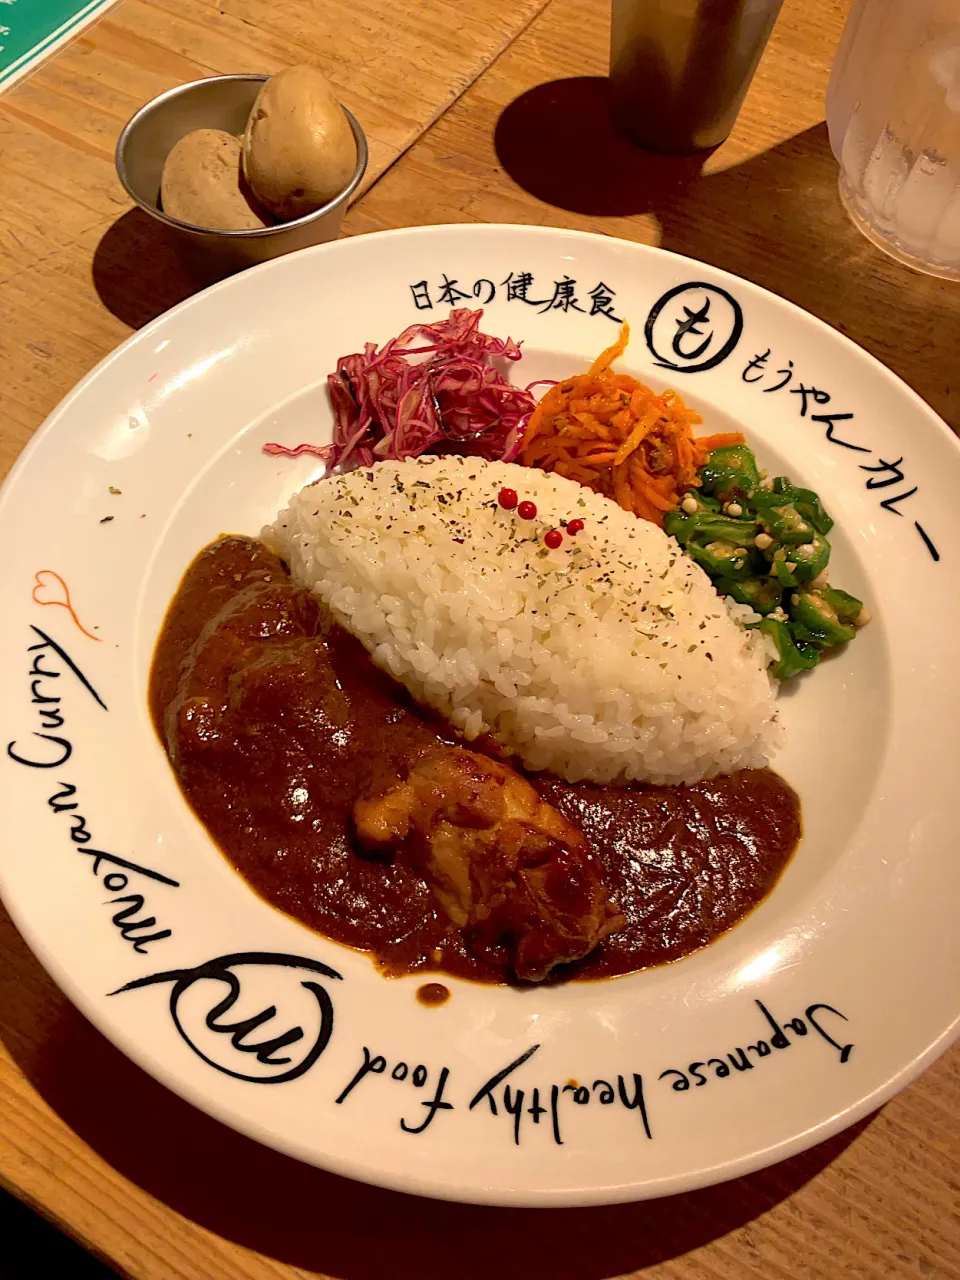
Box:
31 570 102 642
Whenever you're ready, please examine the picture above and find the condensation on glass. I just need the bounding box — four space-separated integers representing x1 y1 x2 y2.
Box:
826 0 960 280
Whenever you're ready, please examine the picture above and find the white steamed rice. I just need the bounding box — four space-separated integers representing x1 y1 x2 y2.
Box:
264 455 780 785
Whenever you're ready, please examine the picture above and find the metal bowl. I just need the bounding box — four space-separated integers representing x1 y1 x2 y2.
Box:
115 73 368 279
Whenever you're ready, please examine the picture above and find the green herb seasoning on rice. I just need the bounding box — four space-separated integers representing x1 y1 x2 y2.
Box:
265 455 780 786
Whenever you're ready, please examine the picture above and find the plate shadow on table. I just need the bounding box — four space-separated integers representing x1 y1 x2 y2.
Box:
91 209 205 331
494 77 958 434
0 905 874 1280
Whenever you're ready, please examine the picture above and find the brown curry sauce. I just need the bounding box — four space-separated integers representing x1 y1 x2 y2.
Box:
149 536 801 985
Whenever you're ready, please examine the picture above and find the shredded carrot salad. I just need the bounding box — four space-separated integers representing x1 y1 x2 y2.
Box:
520 323 744 526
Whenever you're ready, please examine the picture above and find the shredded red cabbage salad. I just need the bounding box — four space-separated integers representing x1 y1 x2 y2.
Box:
263 309 541 470
262 442 327 458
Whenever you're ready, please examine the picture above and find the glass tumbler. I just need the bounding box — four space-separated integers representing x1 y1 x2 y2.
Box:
610 0 785 154
826 0 960 280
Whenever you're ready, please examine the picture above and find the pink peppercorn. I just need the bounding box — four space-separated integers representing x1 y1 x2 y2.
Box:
517 500 537 520
567 518 585 535
544 529 563 549
498 487 518 510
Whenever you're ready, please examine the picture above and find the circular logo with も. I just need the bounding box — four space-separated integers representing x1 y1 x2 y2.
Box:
644 282 744 374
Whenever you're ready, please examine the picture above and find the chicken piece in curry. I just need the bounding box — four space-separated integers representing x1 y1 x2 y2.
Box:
354 747 623 981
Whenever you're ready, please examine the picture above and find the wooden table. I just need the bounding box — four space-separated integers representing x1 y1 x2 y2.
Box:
0 1 957 1277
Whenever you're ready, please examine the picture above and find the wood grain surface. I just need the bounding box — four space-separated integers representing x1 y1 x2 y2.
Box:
0 0 958 1277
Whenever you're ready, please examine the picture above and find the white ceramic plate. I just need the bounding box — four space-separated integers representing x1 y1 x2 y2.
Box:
1 225 957 1207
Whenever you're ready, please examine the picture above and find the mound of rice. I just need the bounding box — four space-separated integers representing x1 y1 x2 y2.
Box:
264 456 779 785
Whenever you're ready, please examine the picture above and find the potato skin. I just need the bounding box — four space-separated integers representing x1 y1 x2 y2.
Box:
160 129 269 231
242 66 357 220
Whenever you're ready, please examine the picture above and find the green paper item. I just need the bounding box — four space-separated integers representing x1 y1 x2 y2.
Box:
0 0 119 93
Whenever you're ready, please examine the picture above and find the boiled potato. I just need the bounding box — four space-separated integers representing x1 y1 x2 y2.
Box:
243 66 357 221
160 129 269 231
